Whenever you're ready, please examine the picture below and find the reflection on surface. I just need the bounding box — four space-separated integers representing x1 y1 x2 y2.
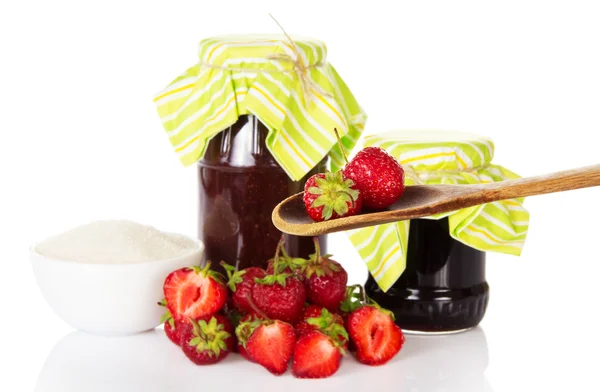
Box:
398 328 493 392
35 327 492 392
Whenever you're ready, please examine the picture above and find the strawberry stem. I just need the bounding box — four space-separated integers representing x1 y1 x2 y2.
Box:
201 262 212 276
312 237 321 262
348 284 367 303
273 236 285 274
333 128 349 165
358 285 367 303
245 293 269 320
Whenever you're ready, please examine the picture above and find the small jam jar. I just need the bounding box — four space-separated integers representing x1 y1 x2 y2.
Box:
198 115 326 270
366 218 488 333
351 131 529 334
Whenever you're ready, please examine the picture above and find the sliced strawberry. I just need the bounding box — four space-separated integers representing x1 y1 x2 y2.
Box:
346 305 405 365
292 331 343 379
246 320 296 375
163 263 227 323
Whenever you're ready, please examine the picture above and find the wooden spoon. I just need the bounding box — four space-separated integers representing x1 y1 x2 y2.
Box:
272 164 600 236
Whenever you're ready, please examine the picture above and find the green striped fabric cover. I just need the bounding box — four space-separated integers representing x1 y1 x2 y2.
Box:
153 35 366 181
347 131 530 292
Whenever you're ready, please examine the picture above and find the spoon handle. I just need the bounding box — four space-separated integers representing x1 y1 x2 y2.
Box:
478 164 600 202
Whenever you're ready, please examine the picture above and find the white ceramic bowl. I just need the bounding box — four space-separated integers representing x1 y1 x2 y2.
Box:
30 235 204 336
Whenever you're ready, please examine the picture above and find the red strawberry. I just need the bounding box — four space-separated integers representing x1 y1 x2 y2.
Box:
163 263 227 323
301 238 348 311
246 320 296 375
235 314 263 362
344 146 405 210
251 239 306 324
295 305 349 349
303 171 362 222
251 276 305 324
221 262 267 315
179 314 234 365
158 298 180 346
292 331 343 379
346 305 405 365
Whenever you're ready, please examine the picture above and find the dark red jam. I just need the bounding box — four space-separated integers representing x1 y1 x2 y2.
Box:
366 218 489 333
198 115 326 273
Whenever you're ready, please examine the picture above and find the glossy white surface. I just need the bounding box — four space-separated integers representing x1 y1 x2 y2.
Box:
30 239 203 335
3 0 600 391
34 328 491 392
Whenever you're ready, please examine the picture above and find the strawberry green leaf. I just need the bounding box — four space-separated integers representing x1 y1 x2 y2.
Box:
322 204 334 221
306 170 360 221
307 186 325 195
315 176 330 188
189 337 202 346
255 273 291 286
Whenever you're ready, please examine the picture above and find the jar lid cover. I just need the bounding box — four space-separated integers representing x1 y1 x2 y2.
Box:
154 35 366 181
198 35 327 69
363 130 495 173
349 129 530 292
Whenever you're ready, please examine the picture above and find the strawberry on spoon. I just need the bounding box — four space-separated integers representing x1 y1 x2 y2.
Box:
303 171 363 222
303 129 363 222
344 146 405 210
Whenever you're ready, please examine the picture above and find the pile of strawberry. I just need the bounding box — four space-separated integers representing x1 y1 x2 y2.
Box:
304 134 406 221
158 237 404 379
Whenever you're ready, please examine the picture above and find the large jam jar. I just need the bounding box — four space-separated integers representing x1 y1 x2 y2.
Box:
198 115 326 271
154 36 366 272
366 218 489 333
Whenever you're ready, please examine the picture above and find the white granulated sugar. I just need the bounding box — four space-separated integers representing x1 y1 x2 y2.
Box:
35 220 199 264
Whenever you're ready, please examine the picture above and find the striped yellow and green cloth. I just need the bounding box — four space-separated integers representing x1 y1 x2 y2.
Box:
153 35 366 180
347 131 530 292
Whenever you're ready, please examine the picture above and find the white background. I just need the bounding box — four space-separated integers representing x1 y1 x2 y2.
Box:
1 1 599 391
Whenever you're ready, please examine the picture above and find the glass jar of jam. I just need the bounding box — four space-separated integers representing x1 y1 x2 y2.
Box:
365 218 489 334
198 114 327 271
